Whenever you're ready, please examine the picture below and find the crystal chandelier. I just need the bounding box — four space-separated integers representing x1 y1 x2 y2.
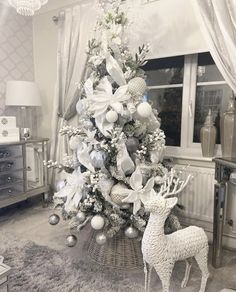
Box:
8 0 48 16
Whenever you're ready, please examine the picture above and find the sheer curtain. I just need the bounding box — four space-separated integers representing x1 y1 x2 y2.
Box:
193 0 236 92
50 1 97 181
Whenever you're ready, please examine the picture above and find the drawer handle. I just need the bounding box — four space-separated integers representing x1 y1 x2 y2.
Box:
1 118 8 125
2 130 8 137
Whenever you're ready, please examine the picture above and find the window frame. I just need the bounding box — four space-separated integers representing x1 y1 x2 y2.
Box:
146 52 229 158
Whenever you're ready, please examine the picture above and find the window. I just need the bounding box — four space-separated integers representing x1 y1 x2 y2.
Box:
143 52 232 157
143 56 184 146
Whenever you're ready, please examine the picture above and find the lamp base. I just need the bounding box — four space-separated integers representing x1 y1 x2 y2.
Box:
20 128 31 140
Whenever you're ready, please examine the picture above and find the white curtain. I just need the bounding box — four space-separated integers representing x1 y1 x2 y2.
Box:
50 1 98 180
193 0 236 92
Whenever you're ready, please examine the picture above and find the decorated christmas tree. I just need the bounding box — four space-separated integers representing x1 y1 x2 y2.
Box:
47 0 191 247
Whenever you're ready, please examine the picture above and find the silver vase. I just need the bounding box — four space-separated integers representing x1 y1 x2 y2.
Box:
220 94 236 157
200 109 216 157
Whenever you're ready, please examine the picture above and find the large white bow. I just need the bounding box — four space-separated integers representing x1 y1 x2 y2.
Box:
89 76 129 117
54 170 87 213
122 166 155 214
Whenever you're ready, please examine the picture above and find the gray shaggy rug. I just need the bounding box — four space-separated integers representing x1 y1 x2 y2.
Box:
1 233 236 292
0 241 144 292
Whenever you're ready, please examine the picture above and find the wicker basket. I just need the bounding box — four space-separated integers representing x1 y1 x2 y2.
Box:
87 230 144 270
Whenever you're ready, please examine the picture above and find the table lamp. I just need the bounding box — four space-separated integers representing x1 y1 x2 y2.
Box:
5 80 42 139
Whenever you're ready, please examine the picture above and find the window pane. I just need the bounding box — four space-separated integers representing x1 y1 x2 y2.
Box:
197 52 224 82
143 56 184 86
147 88 183 146
193 84 232 144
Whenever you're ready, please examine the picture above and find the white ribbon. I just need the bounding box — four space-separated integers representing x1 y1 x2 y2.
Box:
121 166 155 214
116 140 135 177
54 170 87 213
89 76 129 117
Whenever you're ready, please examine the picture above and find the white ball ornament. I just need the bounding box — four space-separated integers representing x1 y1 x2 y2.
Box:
69 136 81 151
91 215 105 230
137 102 152 118
105 110 118 123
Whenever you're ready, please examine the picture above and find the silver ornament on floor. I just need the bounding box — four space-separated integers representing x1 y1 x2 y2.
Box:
137 102 152 118
95 232 107 245
66 235 77 247
90 149 107 169
76 211 86 223
91 215 105 230
128 77 147 96
126 137 139 154
124 226 139 239
48 214 60 225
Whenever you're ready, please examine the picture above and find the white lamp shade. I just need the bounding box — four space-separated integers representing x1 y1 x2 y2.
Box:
5 80 41 107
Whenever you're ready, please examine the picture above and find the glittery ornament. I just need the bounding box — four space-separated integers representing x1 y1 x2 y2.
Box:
95 232 107 245
128 77 146 96
110 182 129 206
106 110 118 123
125 137 139 154
66 235 78 247
54 180 65 192
48 214 60 225
124 226 139 239
90 149 107 169
91 215 105 230
76 211 86 223
69 136 81 150
137 102 152 118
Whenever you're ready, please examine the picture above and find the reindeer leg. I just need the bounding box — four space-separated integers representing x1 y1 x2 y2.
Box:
195 247 209 292
144 261 152 292
155 262 174 292
181 258 192 288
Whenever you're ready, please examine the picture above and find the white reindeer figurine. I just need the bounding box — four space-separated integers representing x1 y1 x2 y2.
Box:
142 185 209 292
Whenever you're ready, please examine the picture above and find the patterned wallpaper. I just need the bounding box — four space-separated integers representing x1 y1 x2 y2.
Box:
0 3 34 117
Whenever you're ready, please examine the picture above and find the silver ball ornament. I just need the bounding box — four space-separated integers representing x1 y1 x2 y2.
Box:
128 77 147 96
54 180 65 192
125 137 139 154
106 110 118 123
124 226 139 239
137 102 152 118
91 215 105 230
90 150 107 169
66 235 78 247
76 211 86 223
48 214 60 225
95 232 107 245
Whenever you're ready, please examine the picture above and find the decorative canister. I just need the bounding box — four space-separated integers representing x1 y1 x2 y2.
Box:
221 93 236 157
200 109 217 157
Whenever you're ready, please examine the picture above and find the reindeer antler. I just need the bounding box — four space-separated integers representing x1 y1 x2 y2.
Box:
156 168 192 198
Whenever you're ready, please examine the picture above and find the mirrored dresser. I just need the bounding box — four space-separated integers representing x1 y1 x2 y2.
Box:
0 138 49 208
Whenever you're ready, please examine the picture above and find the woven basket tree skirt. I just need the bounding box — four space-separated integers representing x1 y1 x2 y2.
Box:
87 231 144 270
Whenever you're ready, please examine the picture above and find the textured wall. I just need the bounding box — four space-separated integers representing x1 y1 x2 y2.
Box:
0 3 34 117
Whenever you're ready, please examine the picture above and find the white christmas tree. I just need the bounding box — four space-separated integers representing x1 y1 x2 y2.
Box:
47 0 191 247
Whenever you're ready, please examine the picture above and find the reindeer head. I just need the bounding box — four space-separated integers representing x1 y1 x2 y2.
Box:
144 195 178 217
